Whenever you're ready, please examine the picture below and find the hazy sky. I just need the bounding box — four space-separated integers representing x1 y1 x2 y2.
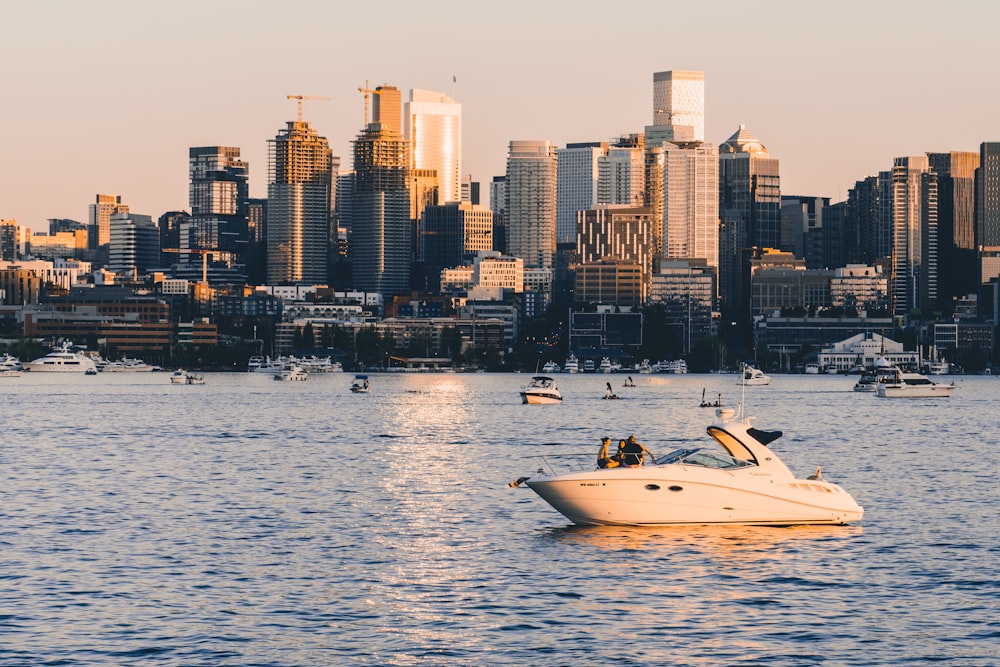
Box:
2 1 997 232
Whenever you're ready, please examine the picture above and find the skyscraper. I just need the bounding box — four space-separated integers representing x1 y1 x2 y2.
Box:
976 142 1000 288
89 194 129 249
187 147 249 253
266 116 333 284
718 125 780 317
108 212 159 275
505 141 557 270
351 104 411 298
890 156 938 316
598 136 646 209
661 141 719 269
928 151 979 308
405 89 462 204
556 142 605 244
647 70 704 144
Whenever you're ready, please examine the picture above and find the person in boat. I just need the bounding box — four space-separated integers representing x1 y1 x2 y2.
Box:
621 435 655 467
596 437 621 468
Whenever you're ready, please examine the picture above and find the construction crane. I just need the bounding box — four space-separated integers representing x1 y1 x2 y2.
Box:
286 94 330 122
357 81 382 124
161 248 214 286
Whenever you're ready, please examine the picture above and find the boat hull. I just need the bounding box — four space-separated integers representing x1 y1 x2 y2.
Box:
527 468 863 526
521 391 562 405
877 384 955 397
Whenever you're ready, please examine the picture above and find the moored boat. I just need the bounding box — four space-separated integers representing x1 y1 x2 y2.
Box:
274 364 308 381
514 407 864 527
739 364 771 386
24 343 98 373
564 354 579 374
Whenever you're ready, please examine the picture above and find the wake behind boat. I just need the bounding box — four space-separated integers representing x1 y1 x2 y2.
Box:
514 407 863 527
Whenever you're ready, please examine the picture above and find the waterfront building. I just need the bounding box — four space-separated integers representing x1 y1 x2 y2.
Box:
648 259 717 355
405 89 461 204
266 112 334 284
505 141 557 270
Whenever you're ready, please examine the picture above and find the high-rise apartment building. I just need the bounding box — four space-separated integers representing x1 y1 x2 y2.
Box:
646 70 704 144
421 202 493 290
266 116 333 284
576 205 657 300
929 151 979 308
556 142 605 244
0 219 21 261
405 89 461 204
89 194 129 249
661 142 719 268
505 141 557 269
108 212 159 275
187 146 249 256
598 136 645 209
977 142 1000 246
890 155 938 316
351 110 411 298
718 125 780 317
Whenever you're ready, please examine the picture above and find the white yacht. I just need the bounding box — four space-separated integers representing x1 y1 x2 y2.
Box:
598 357 612 374
519 376 563 405
636 359 652 374
102 357 156 372
583 359 596 373
564 354 579 374
514 407 864 527
739 364 771 386
24 344 98 373
876 368 956 398
0 354 23 372
542 361 561 374
804 363 821 374
273 363 308 381
663 360 688 374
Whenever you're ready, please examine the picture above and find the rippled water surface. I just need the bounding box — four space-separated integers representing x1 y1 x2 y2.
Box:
1 371 998 665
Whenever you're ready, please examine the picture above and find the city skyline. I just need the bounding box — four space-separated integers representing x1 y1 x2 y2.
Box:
2 1 998 232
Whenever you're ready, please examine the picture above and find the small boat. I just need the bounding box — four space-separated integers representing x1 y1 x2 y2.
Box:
739 364 771 386
598 357 613 374
876 368 956 398
85 368 98 376
583 359 595 373
273 364 308 381
804 363 820 374
350 374 370 393
520 375 562 404
699 388 722 407
170 369 205 385
542 361 561 373
852 369 878 392
513 407 864 526
637 359 652 374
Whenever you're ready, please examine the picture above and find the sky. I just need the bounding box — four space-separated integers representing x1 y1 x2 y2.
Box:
2 0 998 233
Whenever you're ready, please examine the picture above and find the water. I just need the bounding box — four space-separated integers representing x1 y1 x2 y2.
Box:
1 371 998 666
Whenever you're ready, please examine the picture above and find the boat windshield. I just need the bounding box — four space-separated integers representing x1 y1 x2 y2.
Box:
653 447 755 470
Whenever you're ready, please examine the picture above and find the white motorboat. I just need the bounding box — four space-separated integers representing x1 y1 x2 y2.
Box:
1 368 22 378
740 364 771 386
663 359 688 374
876 368 956 398
598 357 612 374
273 364 308 381
519 375 562 404
564 354 579 374
583 359 595 373
637 359 652 374
24 344 98 373
102 357 156 372
852 369 878 392
542 360 561 374
350 374 370 393
804 363 820 374
515 407 864 526
170 369 205 385
0 354 23 372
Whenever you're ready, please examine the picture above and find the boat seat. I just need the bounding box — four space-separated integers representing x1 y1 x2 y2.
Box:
747 428 782 445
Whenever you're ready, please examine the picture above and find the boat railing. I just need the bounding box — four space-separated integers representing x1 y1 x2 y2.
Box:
528 452 599 476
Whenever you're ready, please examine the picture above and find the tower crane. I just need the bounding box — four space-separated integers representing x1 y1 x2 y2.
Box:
286 94 330 122
357 81 382 124
161 248 214 286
